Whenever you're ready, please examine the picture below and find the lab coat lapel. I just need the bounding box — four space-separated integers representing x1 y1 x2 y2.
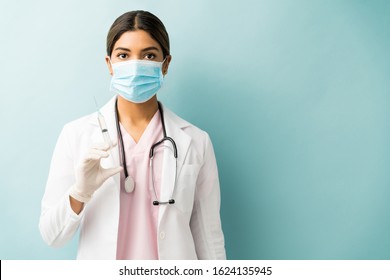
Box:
158 106 192 225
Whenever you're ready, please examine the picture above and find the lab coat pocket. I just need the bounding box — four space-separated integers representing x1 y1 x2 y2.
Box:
174 164 201 214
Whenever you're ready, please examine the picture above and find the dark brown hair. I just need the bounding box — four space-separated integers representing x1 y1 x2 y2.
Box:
106 10 170 58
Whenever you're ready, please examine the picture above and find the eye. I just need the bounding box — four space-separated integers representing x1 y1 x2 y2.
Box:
117 53 128 59
144 53 156 60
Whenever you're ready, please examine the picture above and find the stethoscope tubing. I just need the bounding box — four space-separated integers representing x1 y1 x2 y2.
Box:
114 98 178 205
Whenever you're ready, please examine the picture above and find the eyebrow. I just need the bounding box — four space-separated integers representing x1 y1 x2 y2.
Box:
113 46 160 52
114 47 131 52
141 46 160 52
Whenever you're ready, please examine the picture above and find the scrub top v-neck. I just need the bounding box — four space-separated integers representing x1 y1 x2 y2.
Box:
116 110 163 260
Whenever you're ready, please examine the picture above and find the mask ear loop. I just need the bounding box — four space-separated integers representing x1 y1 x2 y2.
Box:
108 57 114 75
161 56 168 76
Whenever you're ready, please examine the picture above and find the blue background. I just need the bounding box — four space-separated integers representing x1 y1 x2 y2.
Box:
1 0 390 259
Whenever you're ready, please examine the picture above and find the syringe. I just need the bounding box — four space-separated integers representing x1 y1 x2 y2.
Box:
94 97 113 149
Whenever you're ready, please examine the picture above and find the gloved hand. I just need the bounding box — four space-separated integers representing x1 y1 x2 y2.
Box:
69 142 122 203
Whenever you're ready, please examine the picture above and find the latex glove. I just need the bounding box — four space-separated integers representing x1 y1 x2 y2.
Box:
69 142 122 203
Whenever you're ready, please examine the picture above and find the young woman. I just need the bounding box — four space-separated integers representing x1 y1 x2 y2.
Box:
39 10 226 260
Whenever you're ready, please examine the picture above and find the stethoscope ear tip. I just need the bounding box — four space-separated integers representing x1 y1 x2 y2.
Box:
153 199 175 206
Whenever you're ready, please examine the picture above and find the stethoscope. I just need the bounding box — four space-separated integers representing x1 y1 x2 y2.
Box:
115 98 178 206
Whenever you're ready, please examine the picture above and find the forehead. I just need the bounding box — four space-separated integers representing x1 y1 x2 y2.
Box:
114 30 162 52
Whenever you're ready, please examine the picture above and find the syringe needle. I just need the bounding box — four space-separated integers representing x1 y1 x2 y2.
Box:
94 97 113 150
94 96 100 111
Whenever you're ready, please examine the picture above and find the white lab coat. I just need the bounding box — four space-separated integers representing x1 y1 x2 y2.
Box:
39 97 226 260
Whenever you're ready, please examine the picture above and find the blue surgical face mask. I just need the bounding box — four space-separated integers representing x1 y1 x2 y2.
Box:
109 59 165 103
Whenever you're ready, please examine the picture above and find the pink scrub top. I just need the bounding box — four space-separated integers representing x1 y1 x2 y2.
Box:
116 111 163 259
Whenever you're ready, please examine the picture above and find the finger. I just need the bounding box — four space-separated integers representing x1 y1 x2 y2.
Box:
84 149 109 162
104 139 118 152
90 142 110 151
109 140 118 149
101 166 123 180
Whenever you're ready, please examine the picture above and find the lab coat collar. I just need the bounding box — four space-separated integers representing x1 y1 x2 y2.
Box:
88 96 191 132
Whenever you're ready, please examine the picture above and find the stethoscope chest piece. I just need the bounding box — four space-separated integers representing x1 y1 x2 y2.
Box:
124 176 135 193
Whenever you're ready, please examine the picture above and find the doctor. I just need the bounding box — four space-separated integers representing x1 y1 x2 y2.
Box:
39 10 226 260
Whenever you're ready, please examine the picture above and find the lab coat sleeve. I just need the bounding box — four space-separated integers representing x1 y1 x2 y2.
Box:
190 132 226 259
39 124 84 247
